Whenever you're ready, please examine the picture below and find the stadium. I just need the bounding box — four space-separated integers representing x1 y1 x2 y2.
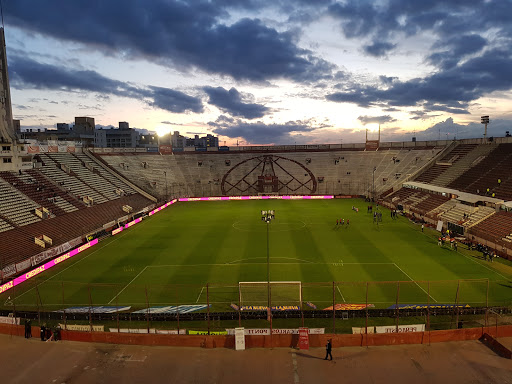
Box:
0 5 512 380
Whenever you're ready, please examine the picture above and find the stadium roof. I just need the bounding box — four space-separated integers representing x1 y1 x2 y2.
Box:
402 182 504 205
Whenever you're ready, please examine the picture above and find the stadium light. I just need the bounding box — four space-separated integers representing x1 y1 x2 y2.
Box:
481 115 490 140
261 210 275 315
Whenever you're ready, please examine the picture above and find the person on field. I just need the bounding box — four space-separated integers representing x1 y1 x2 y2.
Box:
324 339 333 360
336 219 338 226
421 224 424 232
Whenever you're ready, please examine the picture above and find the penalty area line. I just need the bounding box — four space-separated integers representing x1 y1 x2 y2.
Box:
393 263 437 303
108 266 148 304
196 286 205 303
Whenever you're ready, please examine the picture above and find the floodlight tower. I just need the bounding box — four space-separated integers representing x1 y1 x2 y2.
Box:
261 210 275 313
481 115 490 140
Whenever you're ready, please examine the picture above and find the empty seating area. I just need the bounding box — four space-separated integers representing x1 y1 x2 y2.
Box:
414 144 478 185
0 170 81 216
449 143 512 199
0 177 41 227
469 211 512 244
0 217 13 233
0 193 153 266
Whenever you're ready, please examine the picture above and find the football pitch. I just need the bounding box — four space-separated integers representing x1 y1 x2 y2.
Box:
4 199 512 312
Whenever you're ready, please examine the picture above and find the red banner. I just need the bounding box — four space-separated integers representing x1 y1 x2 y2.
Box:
299 327 309 350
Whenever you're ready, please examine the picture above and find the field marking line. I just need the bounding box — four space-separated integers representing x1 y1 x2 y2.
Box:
393 263 438 303
336 285 346 303
455 250 509 280
13 233 127 302
108 266 148 304
291 350 300 384
415 224 510 280
196 286 205 303
226 256 315 265
147 262 395 267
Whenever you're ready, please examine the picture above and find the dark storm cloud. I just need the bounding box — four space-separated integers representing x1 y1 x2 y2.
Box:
209 115 316 144
9 56 203 114
363 41 396 57
327 48 512 112
357 115 397 125
427 34 487 69
4 0 334 83
203 87 269 119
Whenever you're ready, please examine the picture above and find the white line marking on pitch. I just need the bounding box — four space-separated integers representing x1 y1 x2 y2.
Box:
291 350 300 384
150 262 396 267
108 266 148 304
336 286 346 303
196 286 205 303
393 263 437 302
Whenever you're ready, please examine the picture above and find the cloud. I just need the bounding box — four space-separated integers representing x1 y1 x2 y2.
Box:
149 86 203 114
327 47 512 113
209 115 317 144
203 87 269 119
357 115 397 125
363 41 396 57
9 56 203 114
4 0 335 83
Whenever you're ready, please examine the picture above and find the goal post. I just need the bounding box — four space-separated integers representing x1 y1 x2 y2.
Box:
238 281 302 308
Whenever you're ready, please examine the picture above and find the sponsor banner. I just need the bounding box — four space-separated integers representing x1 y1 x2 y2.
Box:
0 240 98 296
352 327 375 334
0 316 20 325
387 304 471 310
306 302 317 309
179 195 334 202
2 264 17 278
226 328 325 336
131 305 209 314
375 324 425 334
299 327 309 350
188 330 228 335
235 327 246 351
30 236 83 267
324 304 375 311
124 217 142 229
159 145 173 154
112 227 123 236
56 306 131 314
59 324 104 332
240 305 300 311
230 303 240 311
15 259 32 274
109 328 156 334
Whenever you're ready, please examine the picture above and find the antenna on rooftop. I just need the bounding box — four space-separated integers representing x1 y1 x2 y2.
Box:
0 0 4 29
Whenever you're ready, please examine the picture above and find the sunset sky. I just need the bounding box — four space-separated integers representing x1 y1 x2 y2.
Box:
4 0 512 144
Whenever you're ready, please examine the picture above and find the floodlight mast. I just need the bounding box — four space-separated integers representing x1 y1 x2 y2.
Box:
481 115 490 140
261 210 275 319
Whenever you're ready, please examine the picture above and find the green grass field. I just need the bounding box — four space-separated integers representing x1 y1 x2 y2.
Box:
4 199 512 313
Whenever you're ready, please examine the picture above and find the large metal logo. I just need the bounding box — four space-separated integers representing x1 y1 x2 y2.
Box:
221 155 317 195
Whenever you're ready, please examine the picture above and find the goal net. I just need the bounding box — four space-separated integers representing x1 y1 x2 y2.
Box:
239 281 302 308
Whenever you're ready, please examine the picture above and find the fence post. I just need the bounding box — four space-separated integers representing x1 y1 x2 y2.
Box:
332 282 336 334
145 285 150 334
238 283 242 328
206 283 210 336
454 280 460 329
116 286 120 333
61 281 66 329
427 281 431 346
88 284 93 332
485 278 489 328
12 278 16 320
300 283 304 328
35 283 42 326
176 285 180 334
365 282 369 348
395 281 400 333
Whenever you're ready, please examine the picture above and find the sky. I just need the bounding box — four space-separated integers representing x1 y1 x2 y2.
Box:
3 0 512 145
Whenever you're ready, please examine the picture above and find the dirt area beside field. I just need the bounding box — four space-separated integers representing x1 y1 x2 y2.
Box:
1 333 511 384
